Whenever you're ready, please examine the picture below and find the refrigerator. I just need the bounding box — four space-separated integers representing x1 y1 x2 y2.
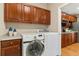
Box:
72 22 79 42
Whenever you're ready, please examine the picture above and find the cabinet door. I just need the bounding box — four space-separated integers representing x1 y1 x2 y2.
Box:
0 42 1 56
64 34 69 47
39 8 46 24
45 10 50 25
1 45 21 56
61 34 65 48
61 34 67 48
21 4 32 23
61 34 69 48
39 9 50 25
72 33 77 43
68 33 72 45
61 12 69 21
74 33 77 43
32 7 40 24
4 3 22 22
71 16 77 22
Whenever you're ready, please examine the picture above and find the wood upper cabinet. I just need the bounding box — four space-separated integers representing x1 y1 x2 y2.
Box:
31 6 50 25
4 3 50 25
21 4 33 23
32 7 40 24
1 39 22 56
61 12 77 22
69 15 77 22
39 9 46 24
38 8 50 25
4 3 22 22
45 10 50 25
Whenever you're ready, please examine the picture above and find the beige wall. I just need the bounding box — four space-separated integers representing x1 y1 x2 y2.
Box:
6 23 49 29
47 3 64 32
0 4 6 36
28 3 48 9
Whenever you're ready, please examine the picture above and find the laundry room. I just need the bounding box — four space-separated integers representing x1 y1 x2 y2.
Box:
0 3 63 56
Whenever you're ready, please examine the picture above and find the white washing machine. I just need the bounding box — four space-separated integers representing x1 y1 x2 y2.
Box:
22 32 61 56
22 33 45 56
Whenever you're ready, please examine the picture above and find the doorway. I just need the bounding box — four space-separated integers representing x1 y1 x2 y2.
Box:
60 3 79 56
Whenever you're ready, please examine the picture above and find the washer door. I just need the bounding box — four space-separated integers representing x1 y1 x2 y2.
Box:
26 40 44 56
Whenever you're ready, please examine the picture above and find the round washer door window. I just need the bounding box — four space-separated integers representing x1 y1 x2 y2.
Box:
26 40 45 56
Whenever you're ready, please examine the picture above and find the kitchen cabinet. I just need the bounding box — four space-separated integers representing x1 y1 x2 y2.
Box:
4 3 22 22
61 34 69 48
1 39 22 56
61 32 77 48
40 9 50 25
69 15 77 22
32 7 41 24
45 10 50 25
4 3 50 25
61 12 77 22
21 4 33 23
72 33 77 43
32 7 50 25
61 34 67 48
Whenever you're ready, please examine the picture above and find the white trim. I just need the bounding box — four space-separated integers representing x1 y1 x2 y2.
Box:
57 3 69 55
58 3 69 33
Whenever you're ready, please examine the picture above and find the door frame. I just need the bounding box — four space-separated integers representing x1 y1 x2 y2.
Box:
57 3 69 55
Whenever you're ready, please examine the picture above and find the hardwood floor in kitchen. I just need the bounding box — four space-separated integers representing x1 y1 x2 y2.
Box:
61 43 79 56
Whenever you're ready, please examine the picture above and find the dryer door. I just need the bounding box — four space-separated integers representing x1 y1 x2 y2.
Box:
27 40 45 56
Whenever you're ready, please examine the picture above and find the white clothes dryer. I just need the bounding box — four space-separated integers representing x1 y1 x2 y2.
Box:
22 33 45 56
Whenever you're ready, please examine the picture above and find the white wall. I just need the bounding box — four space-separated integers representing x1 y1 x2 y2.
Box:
47 3 64 32
28 3 48 9
6 23 49 29
77 17 79 22
0 4 6 36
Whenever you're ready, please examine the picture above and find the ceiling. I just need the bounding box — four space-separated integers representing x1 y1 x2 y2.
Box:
61 3 79 17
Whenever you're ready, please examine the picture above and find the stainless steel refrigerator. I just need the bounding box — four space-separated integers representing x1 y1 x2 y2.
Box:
72 22 79 42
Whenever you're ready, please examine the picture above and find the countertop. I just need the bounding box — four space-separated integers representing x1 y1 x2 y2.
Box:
0 32 60 41
0 34 22 41
62 31 78 34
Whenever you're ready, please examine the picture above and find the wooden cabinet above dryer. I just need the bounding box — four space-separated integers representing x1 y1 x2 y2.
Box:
4 3 50 25
4 3 22 22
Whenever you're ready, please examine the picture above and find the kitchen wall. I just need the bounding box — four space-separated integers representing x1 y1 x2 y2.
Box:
6 22 49 29
47 3 64 32
28 3 48 9
0 4 6 36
